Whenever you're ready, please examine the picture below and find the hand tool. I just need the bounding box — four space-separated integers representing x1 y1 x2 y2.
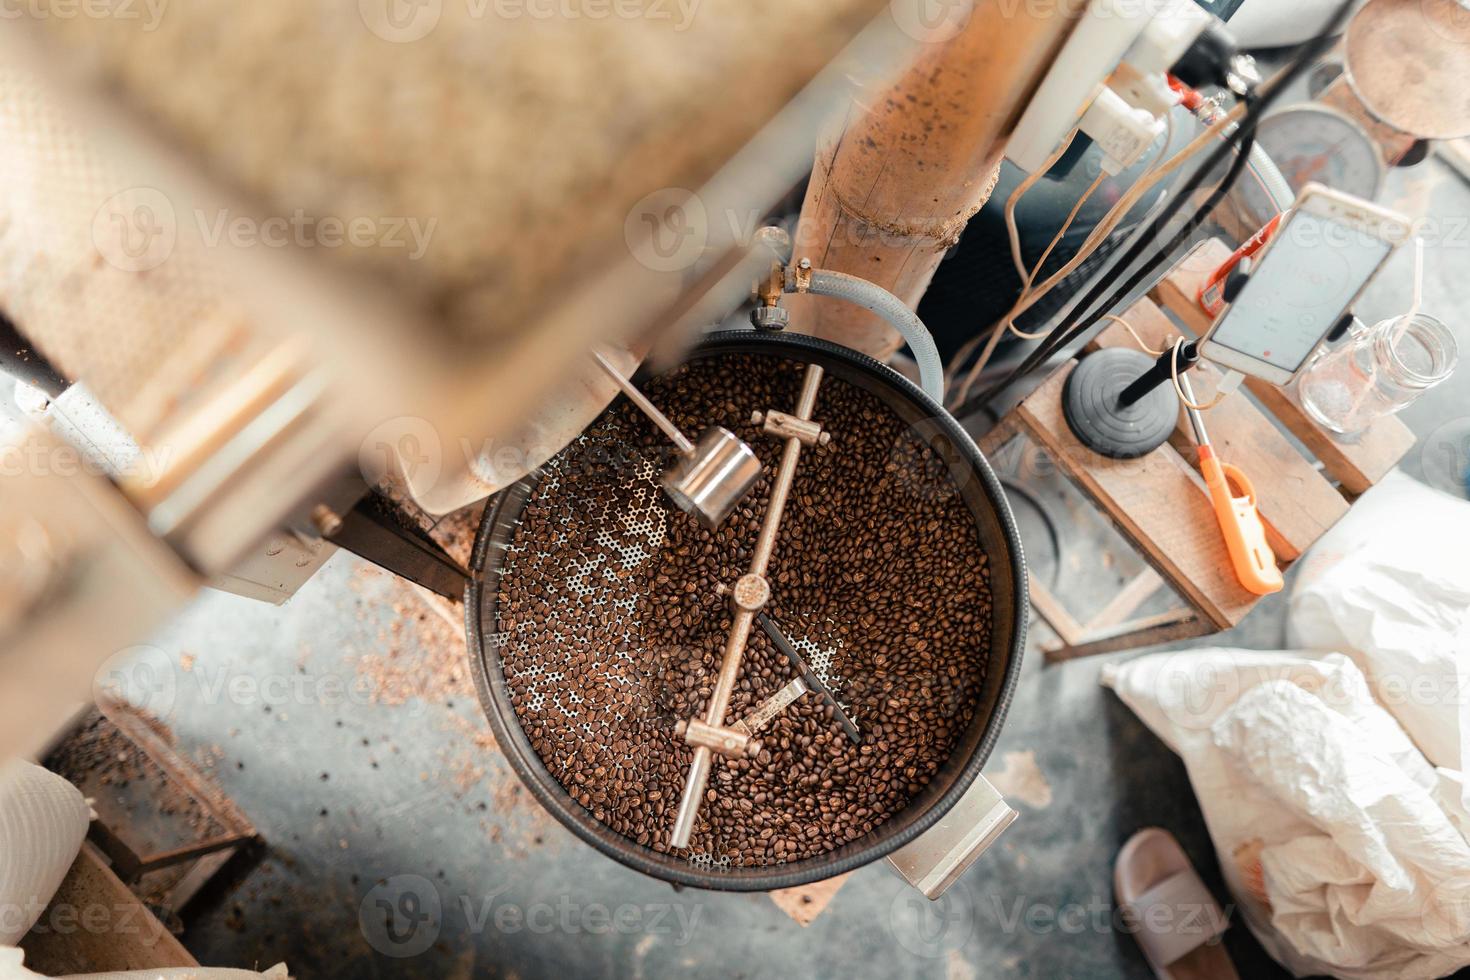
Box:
1178 373 1283 595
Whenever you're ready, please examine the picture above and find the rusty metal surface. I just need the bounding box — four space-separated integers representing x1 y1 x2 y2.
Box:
786 1 1086 359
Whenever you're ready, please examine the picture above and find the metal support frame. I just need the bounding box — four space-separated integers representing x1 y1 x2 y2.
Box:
86 702 260 918
325 491 473 601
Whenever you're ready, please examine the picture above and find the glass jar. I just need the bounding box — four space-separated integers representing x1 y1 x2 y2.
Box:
1296 313 1458 436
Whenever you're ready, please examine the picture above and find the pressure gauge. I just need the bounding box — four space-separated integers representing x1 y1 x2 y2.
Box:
1234 104 1386 229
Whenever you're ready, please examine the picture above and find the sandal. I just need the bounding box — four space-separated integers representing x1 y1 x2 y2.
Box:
1115 828 1238 980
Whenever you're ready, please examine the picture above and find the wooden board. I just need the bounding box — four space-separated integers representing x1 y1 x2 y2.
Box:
1087 298 1350 561
1016 365 1257 630
19 842 197 975
770 873 851 926
1150 240 1416 495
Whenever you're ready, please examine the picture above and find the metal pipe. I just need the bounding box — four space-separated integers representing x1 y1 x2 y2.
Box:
748 365 822 579
590 349 694 455
671 364 824 848
785 1 1088 359
1118 341 1196 408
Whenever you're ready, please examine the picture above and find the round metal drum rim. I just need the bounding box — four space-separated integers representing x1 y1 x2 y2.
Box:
464 329 1029 891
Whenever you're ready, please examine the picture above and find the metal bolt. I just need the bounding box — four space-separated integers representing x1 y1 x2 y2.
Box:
818 431 831 446
750 305 789 332
798 257 812 271
731 573 770 613
310 504 343 538
750 411 764 425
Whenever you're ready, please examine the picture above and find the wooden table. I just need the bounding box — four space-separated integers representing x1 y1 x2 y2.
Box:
982 239 1416 660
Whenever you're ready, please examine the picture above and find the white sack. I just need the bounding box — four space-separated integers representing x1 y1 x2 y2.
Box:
0 947 290 979
0 762 88 946
1104 648 1470 979
1288 470 1470 776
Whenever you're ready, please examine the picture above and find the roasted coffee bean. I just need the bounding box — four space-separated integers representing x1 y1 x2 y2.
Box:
497 353 992 867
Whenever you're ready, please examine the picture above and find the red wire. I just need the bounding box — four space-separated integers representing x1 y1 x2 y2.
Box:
1168 74 1206 111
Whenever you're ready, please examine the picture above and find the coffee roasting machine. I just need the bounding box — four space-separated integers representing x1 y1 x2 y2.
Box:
0 0 1312 895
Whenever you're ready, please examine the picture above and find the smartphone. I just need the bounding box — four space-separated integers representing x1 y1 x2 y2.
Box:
1198 183 1409 386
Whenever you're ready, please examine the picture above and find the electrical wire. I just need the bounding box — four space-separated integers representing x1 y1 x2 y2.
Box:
948 137 1195 402
1193 99 1285 222
948 110 1232 407
1007 170 1108 340
947 132 1081 392
1100 312 1228 410
1106 313 1166 356
1170 339 1228 410
955 122 1260 415
1003 117 1178 350
952 0 1357 418
1005 132 1079 282
1011 111 1181 321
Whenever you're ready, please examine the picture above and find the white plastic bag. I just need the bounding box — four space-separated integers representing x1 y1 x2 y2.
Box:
1288 471 1470 784
1104 648 1470 979
0 947 290 979
0 762 88 946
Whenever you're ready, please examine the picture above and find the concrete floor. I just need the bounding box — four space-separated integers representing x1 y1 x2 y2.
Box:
96 154 1470 979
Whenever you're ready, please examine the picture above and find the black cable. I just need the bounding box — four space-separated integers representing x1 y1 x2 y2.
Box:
979 124 1256 409
954 124 1256 414
999 478 1063 589
952 0 1356 415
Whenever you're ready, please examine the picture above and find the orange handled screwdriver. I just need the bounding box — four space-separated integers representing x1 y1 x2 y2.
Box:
1177 374 1283 596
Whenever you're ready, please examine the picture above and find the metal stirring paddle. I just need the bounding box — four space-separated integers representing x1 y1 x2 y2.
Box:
591 349 761 529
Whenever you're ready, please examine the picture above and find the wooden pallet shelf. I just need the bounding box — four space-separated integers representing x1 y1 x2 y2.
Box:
984 239 1416 660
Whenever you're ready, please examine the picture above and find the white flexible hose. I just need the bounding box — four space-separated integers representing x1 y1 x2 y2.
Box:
1249 141 1294 211
0 760 89 945
790 270 946 403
